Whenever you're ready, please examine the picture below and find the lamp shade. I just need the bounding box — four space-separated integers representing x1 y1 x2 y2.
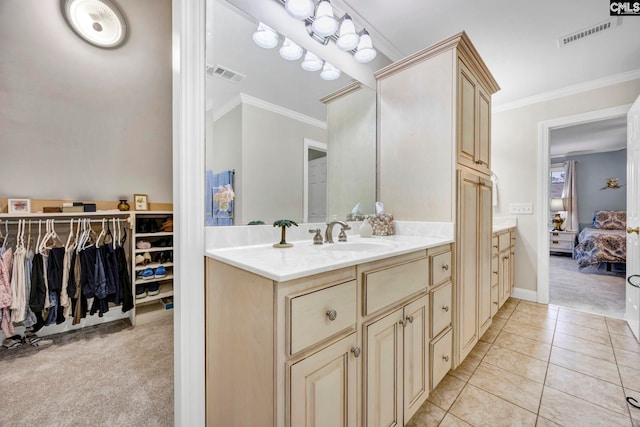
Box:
336 14 359 51
285 0 314 20
63 0 127 48
550 198 566 211
301 51 323 71
253 22 279 49
279 38 303 60
354 31 377 63
320 62 341 80
312 0 338 37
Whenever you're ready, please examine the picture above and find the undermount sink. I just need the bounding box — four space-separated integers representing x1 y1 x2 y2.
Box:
320 240 396 253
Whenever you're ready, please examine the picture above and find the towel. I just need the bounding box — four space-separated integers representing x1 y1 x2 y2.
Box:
491 173 498 207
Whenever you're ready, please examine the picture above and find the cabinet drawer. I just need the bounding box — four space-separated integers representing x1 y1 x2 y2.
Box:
491 256 498 287
288 280 357 355
363 258 429 316
549 231 574 242
492 236 499 255
549 240 574 251
431 283 452 337
431 328 453 390
431 251 452 286
498 233 510 251
491 285 498 317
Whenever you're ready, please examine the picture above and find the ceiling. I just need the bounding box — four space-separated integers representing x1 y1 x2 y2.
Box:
550 116 628 158
207 0 640 137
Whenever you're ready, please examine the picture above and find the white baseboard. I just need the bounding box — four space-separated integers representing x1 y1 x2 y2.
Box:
512 288 538 302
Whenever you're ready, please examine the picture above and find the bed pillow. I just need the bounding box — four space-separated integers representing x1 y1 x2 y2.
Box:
592 210 626 230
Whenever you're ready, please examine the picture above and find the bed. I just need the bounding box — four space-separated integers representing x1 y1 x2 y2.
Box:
574 210 627 269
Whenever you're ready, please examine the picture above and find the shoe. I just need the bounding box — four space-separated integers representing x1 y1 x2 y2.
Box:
143 252 152 265
136 240 151 249
154 265 166 278
135 284 147 299
140 268 154 280
160 217 173 232
147 283 160 296
135 254 145 265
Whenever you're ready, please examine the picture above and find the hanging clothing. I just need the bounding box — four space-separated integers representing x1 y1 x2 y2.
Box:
10 243 26 323
29 253 47 333
60 245 73 318
117 245 133 313
22 250 37 329
0 248 14 338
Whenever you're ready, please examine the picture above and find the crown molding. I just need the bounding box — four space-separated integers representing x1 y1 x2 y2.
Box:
493 68 640 113
212 94 242 121
239 93 327 129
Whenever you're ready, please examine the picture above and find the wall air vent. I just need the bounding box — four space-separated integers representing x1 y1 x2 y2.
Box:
206 64 246 83
557 17 620 47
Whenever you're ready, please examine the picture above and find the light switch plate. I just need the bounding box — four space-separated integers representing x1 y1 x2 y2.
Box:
509 203 533 215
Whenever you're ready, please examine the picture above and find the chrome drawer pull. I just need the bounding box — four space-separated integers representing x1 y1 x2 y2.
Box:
442 355 449 362
326 310 337 321
351 347 361 358
442 306 449 312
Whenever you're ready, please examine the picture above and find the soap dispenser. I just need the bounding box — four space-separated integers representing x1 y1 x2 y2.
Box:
359 217 373 238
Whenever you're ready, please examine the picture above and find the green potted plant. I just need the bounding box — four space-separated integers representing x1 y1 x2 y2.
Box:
273 219 298 248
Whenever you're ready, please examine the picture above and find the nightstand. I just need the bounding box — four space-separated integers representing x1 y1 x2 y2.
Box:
549 230 577 256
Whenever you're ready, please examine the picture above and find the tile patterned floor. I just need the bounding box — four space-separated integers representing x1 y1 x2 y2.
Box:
406 298 640 427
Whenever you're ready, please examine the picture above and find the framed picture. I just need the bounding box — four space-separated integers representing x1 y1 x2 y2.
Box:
134 194 149 211
8 199 31 214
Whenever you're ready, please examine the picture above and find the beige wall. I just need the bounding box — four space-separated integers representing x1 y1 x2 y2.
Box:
0 0 172 204
492 78 640 294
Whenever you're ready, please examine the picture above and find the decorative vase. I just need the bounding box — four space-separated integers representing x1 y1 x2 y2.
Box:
118 200 130 211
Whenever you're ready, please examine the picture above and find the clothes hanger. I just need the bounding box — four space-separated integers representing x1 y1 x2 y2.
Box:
51 219 64 248
26 220 33 254
66 219 75 251
35 220 42 255
96 218 106 248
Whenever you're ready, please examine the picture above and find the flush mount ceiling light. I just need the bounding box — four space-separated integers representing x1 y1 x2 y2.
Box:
62 0 127 48
285 0 315 20
354 29 377 63
279 38 304 60
336 14 359 51
319 62 341 80
301 51 324 71
253 22 279 49
312 0 338 37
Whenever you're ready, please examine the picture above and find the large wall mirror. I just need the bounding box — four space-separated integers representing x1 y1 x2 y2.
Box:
205 0 381 226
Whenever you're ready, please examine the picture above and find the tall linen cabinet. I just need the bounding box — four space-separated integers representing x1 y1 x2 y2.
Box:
376 32 499 366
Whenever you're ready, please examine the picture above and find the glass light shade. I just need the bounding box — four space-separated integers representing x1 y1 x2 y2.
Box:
253 22 279 49
354 33 377 63
301 51 323 71
63 0 127 48
279 38 303 60
285 0 314 20
320 62 341 80
336 15 359 51
312 1 338 37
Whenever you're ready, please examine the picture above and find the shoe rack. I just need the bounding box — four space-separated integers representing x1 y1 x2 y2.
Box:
131 211 174 324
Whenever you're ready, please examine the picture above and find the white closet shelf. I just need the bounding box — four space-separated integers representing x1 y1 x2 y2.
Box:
0 210 130 219
136 231 173 238
134 246 173 254
134 274 174 285
135 283 173 303
134 262 174 272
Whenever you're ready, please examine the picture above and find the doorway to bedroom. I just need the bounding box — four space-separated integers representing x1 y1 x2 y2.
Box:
548 117 627 318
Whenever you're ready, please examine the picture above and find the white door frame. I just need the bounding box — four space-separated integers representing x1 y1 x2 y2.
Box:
536 104 631 304
303 138 328 223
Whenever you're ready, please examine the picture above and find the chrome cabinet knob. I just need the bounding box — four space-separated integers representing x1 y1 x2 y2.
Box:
326 309 337 321
442 264 449 271
442 355 450 362
442 306 449 312
351 347 361 358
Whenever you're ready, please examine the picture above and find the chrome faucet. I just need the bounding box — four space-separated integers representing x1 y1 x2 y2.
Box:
325 221 351 243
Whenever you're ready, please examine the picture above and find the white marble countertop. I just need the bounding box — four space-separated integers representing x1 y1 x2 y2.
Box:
206 234 453 282
493 216 518 233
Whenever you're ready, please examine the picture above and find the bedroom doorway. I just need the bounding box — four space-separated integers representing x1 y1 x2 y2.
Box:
537 104 632 319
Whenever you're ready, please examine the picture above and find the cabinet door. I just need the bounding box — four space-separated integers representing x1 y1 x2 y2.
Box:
476 86 491 175
457 171 479 361
403 295 429 422
478 180 493 335
364 309 403 427
457 61 477 171
289 334 358 427
499 250 511 307
509 232 516 293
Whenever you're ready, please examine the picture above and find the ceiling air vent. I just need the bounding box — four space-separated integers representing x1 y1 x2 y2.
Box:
557 17 620 47
206 64 246 83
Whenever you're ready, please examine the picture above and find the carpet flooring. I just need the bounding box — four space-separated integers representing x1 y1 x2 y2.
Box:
549 254 626 319
0 315 174 426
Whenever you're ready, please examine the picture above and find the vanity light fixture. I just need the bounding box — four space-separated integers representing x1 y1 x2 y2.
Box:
62 0 127 48
301 51 324 71
279 38 304 60
354 29 377 63
285 0 315 20
312 0 338 37
319 62 341 80
336 14 359 51
253 22 279 49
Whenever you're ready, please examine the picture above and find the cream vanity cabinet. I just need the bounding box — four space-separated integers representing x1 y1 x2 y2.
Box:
491 227 516 311
376 31 499 367
205 244 453 427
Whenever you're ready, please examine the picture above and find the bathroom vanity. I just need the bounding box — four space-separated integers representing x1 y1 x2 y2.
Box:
205 233 453 427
